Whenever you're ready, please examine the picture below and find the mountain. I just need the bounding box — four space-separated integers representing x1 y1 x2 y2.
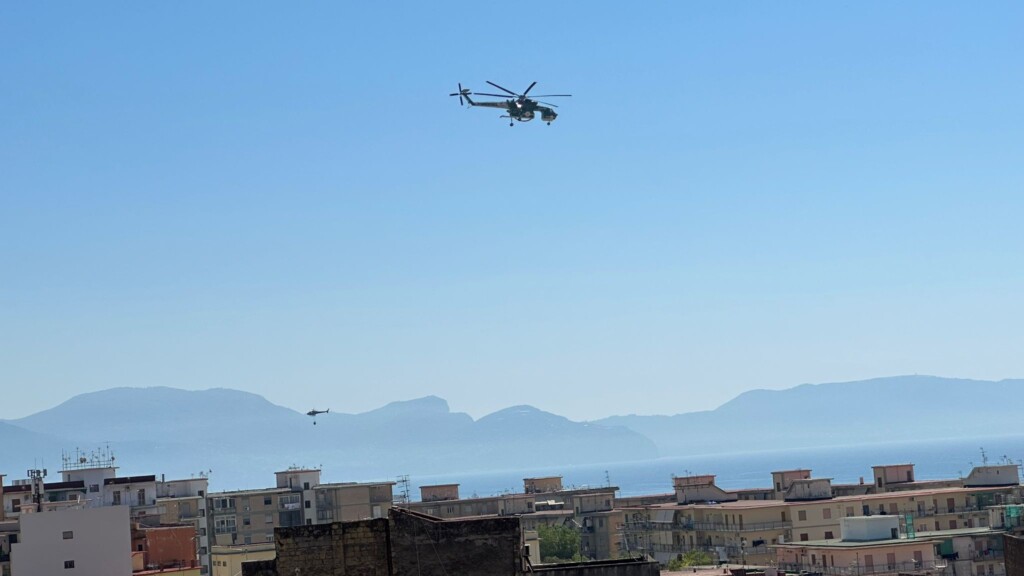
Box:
595 375 1024 455
1 389 657 490
4 376 1020 492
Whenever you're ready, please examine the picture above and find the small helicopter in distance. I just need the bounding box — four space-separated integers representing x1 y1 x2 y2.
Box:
306 408 329 425
450 81 571 126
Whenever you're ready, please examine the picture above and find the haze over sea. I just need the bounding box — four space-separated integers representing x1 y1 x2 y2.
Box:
408 434 1024 501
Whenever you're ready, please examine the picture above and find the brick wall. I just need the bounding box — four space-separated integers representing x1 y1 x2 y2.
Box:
1006 534 1024 576
389 510 523 576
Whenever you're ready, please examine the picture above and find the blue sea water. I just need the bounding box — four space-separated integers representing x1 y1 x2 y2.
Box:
405 434 1024 500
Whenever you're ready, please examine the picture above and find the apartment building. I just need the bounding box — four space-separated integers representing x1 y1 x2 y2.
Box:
776 515 1007 576
1 454 210 575
621 464 1023 567
11 504 132 576
405 476 623 560
206 468 394 548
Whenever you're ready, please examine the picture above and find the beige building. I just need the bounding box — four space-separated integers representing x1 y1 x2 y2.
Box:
776 515 1007 576
210 543 275 576
405 476 622 561
206 468 394 548
622 464 1023 567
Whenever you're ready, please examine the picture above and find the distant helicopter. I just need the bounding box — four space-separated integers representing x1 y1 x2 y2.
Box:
306 408 329 425
450 81 571 126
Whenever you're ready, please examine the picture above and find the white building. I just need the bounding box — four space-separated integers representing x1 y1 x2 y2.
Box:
11 505 131 576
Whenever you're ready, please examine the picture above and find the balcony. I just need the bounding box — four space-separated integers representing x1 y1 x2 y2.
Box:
973 550 1005 561
776 560 947 576
621 520 791 533
280 502 301 511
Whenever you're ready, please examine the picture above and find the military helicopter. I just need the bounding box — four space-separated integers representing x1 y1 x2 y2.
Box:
450 81 571 126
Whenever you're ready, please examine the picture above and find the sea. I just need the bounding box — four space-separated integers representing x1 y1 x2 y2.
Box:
404 434 1024 500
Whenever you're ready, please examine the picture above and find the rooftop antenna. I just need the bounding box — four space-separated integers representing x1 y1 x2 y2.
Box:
980 447 989 466
395 474 410 505
604 470 611 488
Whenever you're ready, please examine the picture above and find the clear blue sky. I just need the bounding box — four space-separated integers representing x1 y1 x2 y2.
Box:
3 2 1022 421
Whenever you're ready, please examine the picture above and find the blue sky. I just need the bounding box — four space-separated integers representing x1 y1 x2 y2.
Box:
2 2 1022 421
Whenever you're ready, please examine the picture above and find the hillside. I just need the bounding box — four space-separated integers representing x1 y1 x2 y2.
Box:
1 389 656 489
595 375 1024 455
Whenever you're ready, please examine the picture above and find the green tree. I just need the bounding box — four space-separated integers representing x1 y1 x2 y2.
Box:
537 523 582 563
665 550 714 570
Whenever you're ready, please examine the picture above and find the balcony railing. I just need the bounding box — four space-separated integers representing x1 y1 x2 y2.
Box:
776 560 945 576
621 520 791 533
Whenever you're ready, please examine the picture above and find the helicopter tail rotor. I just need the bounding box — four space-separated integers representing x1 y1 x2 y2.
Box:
449 83 471 106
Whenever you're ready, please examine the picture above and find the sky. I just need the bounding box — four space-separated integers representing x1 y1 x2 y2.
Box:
2 2 1022 422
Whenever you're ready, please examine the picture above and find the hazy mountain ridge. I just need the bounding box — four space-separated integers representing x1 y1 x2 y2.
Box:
0 389 656 489
595 375 1024 455
2 376 1021 490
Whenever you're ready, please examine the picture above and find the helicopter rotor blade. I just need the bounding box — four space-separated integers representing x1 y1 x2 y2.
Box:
449 83 466 105
530 94 572 98
485 81 518 96
522 81 537 97
537 101 559 108
472 92 515 98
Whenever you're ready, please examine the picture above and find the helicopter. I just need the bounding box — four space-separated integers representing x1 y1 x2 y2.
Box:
450 81 571 126
306 408 329 425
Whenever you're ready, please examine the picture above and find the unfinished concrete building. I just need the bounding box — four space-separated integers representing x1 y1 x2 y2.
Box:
241 507 658 576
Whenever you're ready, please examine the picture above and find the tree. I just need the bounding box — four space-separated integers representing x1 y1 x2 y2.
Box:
665 550 714 570
537 523 582 563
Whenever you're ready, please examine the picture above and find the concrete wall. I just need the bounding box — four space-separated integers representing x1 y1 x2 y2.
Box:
840 516 899 541
784 479 833 501
965 465 1020 487
390 510 522 576
12 505 132 576
273 518 391 576
1004 534 1024 576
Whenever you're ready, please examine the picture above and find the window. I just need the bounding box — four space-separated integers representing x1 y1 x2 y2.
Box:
137 489 146 506
214 497 235 510
305 500 311 509
822 508 832 520
200 527 207 536
64 560 76 569
243 516 251 526
11 498 20 512
112 491 121 505
303 482 310 490
265 513 274 524
62 531 74 540
214 516 237 534
798 510 807 521
266 534 274 542
264 496 272 506
800 533 809 542
198 490 204 497
950 520 957 529
886 553 896 569
89 484 99 493
824 531 834 540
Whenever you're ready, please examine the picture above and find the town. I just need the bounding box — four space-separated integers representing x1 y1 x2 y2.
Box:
2 450 1024 576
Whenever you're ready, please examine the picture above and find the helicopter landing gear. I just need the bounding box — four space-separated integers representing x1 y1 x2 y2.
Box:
510 121 514 127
